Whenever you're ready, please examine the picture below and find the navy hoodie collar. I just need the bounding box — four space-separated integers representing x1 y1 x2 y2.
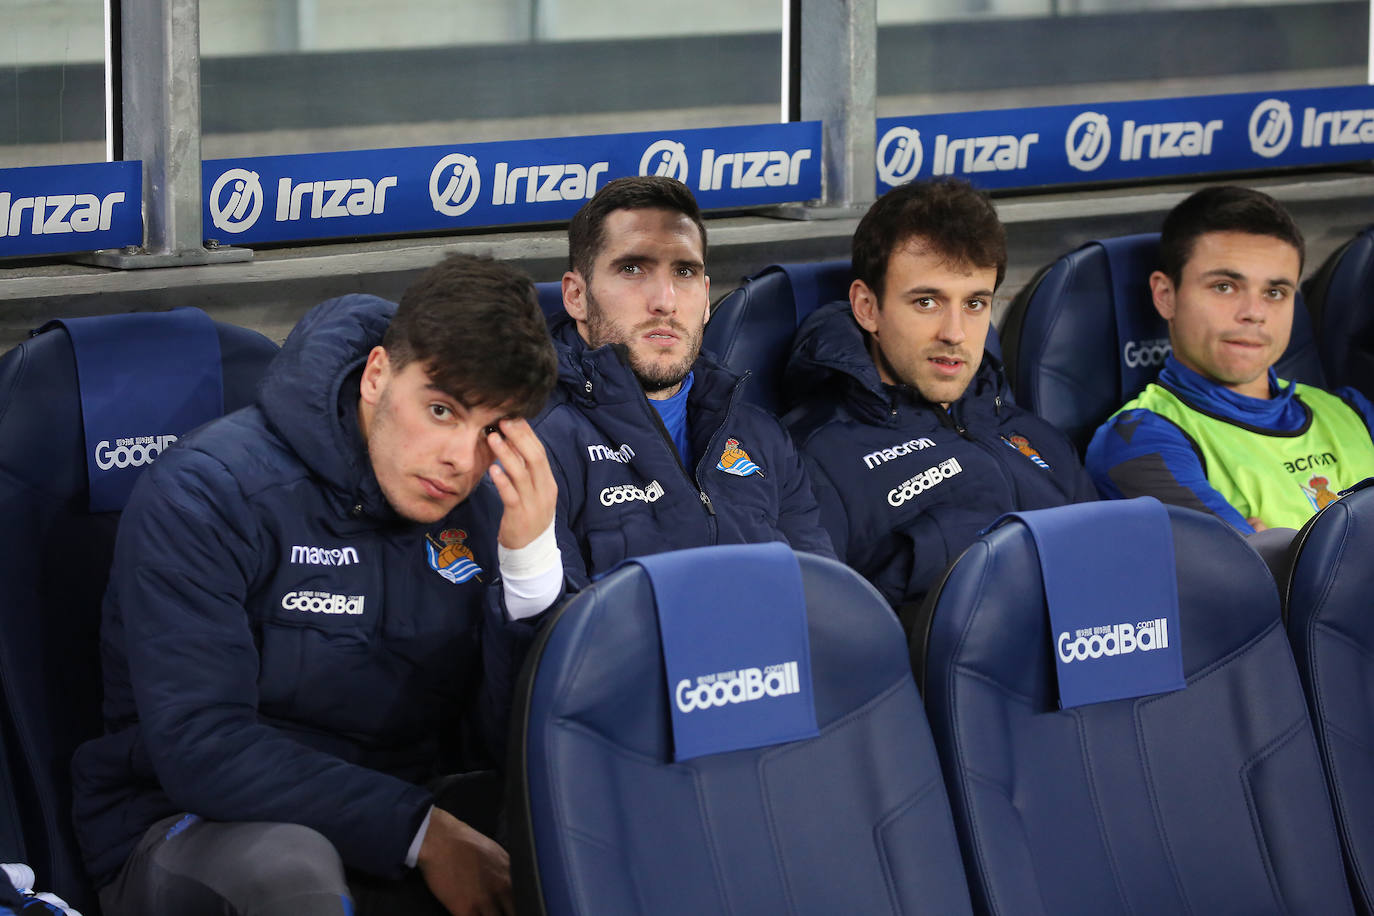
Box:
1157 354 1306 431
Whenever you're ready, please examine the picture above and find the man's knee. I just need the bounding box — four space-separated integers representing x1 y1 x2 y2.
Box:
226 822 348 898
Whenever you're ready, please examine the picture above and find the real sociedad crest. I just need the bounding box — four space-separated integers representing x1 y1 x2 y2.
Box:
716 437 764 478
426 528 483 584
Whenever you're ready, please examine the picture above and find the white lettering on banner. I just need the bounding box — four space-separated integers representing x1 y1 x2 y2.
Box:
1119 119 1222 162
862 437 936 470
208 168 264 233
697 148 813 192
1249 99 1294 158
888 458 963 507
274 176 396 222
93 435 177 470
1301 106 1374 149
599 479 665 506
290 545 361 566
587 443 635 464
1065 112 1112 172
0 191 126 238
876 126 924 185
281 591 365 616
430 153 482 217
1057 618 1170 663
931 133 1038 176
639 140 690 182
1122 338 1171 369
674 661 801 713
491 161 609 206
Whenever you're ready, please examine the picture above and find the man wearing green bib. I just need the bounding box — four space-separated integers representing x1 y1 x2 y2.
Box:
1086 186 1374 533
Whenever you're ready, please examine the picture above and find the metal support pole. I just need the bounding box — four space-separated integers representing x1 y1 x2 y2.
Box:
774 0 876 219
86 0 250 268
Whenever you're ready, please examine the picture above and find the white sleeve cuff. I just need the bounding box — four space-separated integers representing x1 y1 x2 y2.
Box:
406 807 433 869
499 517 563 620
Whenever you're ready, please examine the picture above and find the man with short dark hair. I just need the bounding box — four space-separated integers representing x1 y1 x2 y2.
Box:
534 175 834 585
785 178 1095 611
1086 185 1374 532
73 254 561 916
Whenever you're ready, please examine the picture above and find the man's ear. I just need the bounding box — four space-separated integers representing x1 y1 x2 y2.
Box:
1149 270 1176 320
359 346 390 407
703 274 712 324
850 278 880 334
562 270 588 321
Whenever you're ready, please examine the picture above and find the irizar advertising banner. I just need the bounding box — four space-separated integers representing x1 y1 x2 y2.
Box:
0 161 142 258
203 121 822 244
877 85 1374 192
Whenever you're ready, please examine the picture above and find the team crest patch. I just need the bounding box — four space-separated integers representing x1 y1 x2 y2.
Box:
717 437 764 477
1301 475 1339 511
426 528 483 584
1002 434 1051 470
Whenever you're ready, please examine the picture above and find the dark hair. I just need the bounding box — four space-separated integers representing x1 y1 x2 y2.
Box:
384 253 557 419
567 176 708 279
1159 185 1305 285
851 178 1006 301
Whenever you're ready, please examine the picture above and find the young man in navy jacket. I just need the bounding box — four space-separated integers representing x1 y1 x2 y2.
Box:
785 179 1096 613
534 176 834 586
72 255 562 916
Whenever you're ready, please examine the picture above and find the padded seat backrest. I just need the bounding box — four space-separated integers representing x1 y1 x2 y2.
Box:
0 312 278 911
1003 233 1326 452
1283 479 1374 912
536 281 566 321
1303 224 1374 401
917 502 1353 915
511 547 973 916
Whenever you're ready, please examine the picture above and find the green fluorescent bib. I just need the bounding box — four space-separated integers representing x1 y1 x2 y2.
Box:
1126 381 1374 529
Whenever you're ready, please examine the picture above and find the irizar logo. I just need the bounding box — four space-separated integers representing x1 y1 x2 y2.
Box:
1065 111 1112 172
675 661 801 713
1249 99 1294 158
0 190 127 238
639 140 690 182
697 147 812 192
1301 104 1374 150
599 479 665 506
208 168 264 233
1119 118 1221 162
94 435 177 470
275 175 397 222
587 442 635 464
290 545 361 566
1123 337 1171 368
930 132 1038 177
1058 618 1170 663
876 126 924 186
863 437 936 470
281 590 365 616
888 457 962 507
430 153 482 217
492 160 608 206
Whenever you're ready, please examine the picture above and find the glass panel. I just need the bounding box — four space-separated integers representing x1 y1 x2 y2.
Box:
1 0 108 167
199 0 783 158
877 0 1366 115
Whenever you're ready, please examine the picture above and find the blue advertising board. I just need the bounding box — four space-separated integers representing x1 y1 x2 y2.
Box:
877 84 1374 192
0 161 142 258
203 122 822 244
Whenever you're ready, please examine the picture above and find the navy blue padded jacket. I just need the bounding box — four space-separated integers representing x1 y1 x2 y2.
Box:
783 300 1097 609
532 313 835 588
71 295 538 888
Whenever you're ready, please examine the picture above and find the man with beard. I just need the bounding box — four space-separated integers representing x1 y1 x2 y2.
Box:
1087 185 1374 532
783 178 1095 614
534 176 834 586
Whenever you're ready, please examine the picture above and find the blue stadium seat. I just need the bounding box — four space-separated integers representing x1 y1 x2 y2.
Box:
1002 233 1326 452
703 260 853 414
1302 224 1374 401
536 280 566 321
915 501 1354 915
0 310 278 912
510 545 973 916
1282 478 1374 911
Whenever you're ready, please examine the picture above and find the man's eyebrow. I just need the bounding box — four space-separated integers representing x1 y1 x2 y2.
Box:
1198 267 1296 287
